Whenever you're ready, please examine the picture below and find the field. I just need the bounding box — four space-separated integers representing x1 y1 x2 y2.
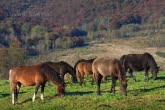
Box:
0 72 165 110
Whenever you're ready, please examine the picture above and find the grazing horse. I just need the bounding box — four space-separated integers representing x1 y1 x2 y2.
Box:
9 62 65 105
74 58 95 85
44 61 77 83
92 57 127 96
120 52 159 81
74 58 95 70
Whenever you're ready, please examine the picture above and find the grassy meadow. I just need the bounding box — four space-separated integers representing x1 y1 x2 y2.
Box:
0 72 165 110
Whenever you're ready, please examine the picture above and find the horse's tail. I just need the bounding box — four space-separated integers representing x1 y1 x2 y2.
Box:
91 63 97 82
116 60 126 83
9 69 12 93
9 69 12 81
75 65 80 81
40 63 64 85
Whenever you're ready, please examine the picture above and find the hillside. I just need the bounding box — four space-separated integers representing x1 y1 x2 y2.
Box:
0 0 165 28
27 39 165 69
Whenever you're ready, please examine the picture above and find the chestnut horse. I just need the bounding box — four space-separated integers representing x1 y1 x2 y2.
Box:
9 62 65 105
74 58 95 85
44 61 77 83
92 57 127 96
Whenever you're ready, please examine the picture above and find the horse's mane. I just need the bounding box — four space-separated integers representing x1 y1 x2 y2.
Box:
74 58 96 69
40 63 64 84
144 52 158 67
116 60 127 82
59 61 73 68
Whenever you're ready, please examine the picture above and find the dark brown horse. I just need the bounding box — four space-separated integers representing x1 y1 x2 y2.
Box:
74 58 95 85
92 57 127 96
44 61 77 83
9 62 65 105
120 52 159 81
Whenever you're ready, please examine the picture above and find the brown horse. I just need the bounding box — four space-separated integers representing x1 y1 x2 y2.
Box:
92 57 127 96
76 62 94 85
43 61 77 83
74 59 95 85
9 62 65 105
120 52 159 81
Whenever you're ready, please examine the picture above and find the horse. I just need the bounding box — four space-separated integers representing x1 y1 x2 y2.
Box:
9 62 65 105
44 61 77 83
74 58 95 69
74 58 95 85
120 52 159 81
92 57 127 96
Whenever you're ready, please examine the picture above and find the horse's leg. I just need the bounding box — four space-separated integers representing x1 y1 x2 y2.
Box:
61 74 65 82
144 67 149 82
77 71 82 85
10 82 17 104
102 76 107 81
96 74 103 95
56 84 64 97
40 82 46 101
15 82 21 104
81 75 85 86
91 75 94 85
32 84 40 102
129 69 136 82
79 74 84 86
17 82 21 92
82 74 86 86
110 76 116 94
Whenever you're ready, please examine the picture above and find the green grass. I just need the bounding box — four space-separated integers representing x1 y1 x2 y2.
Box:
0 72 165 110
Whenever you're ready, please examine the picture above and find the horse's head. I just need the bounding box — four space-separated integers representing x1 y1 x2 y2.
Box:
67 64 78 83
57 82 65 97
120 80 127 96
71 74 78 83
152 66 160 80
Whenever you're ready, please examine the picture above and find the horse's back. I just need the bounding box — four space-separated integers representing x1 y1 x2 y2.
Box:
10 64 43 86
93 57 119 76
123 52 155 71
77 62 93 74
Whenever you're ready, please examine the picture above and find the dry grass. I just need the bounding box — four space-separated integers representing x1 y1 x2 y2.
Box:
55 39 165 70
27 38 165 70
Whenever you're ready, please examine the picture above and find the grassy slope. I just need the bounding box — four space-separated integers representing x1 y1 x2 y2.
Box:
27 39 165 70
0 72 165 110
